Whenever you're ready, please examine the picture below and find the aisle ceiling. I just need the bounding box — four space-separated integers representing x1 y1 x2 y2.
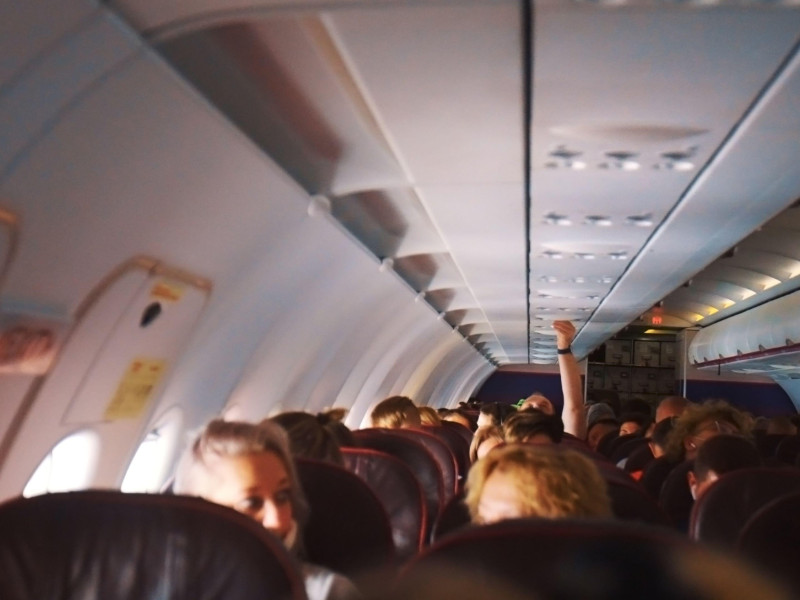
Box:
108 0 800 364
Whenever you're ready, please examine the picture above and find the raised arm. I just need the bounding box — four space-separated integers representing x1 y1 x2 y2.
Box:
553 320 587 440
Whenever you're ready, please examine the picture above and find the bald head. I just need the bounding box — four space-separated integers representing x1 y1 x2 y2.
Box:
656 396 688 423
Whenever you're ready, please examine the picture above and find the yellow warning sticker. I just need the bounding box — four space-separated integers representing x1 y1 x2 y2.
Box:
150 281 184 303
103 358 167 420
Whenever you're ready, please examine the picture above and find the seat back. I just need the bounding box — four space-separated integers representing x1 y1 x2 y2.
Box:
736 491 800 596
341 448 427 559
387 428 458 501
441 419 474 446
0 490 306 600
431 491 471 542
404 518 695 599
640 456 679 499
593 462 669 527
658 460 694 532
424 425 471 490
295 458 395 577
775 436 800 466
689 467 800 547
352 428 445 521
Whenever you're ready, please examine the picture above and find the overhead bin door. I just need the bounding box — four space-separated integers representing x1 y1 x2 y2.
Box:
0 259 209 499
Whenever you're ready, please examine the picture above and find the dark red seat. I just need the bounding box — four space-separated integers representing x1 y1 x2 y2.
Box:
736 490 800 595
593 461 670 527
386 428 458 502
775 436 800 466
341 448 427 559
351 429 445 525
403 518 695 599
689 467 800 548
441 419 474 446
431 492 471 542
658 460 694 532
424 425 471 490
295 458 395 577
640 456 679 500
0 490 306 600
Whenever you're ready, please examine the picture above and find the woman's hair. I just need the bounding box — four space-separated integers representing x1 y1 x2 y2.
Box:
469 425 504 463
502 410 563 444
174 419 309 525
268 411 344 465
479 402 517 427
418 406 443 426
370 396 421 428
664 399 753 461
465 444 612 521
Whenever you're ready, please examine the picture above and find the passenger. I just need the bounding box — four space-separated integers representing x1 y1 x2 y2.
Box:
418 406 442 426
369 396 421 429
469 426 504 463
687 434 762 500
174 419 358 600
465 445 612 524
476 402 516 428
440 409 474 431
625 417 677 480
664 400 753 462
619 412 651 436
767 416 798 436
320 410 357 449
518 320 587 439
503 410 563 445
655 396 689 423
268 411 345 466
586 417 619 452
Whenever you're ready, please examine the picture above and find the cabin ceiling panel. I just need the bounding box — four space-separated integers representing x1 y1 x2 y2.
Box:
0 0 96 86
538 5 800 355
326 2 523 185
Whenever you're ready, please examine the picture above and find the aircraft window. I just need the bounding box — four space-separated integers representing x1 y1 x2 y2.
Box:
23 429 100 497
121 406 183 493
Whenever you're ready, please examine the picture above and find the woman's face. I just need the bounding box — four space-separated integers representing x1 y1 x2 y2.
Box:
201 451 294 543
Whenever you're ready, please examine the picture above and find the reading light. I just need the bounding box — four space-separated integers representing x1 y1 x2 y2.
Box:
601 151 640 171
543 212 573 226
625 213 654 227
584 215 613 227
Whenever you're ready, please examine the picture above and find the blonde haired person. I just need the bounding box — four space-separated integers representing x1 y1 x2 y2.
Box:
469 425 504 463
418 406 443 426
664 399 753 462
370 396 421 429
465 444 612 525
174 419 358 600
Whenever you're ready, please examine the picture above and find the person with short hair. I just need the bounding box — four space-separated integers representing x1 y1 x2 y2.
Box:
687 434 762 500
503 410 564 445
370 396 421 429
268 411 348 466
174 419 357 600
655 396 689 423
465 444 612 524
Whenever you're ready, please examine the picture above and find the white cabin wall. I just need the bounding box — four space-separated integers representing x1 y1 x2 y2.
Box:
0 3 490 497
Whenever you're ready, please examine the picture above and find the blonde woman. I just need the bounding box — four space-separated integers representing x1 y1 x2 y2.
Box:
465 444 612 525
174 419 357 600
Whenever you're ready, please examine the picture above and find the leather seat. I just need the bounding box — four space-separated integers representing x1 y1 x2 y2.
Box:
341 447 427 559
351 428 445 523
295 458 395 577
382 428 459 502
689 467 800 547
0 490 307 600
736 490 800 595
404 518 695 599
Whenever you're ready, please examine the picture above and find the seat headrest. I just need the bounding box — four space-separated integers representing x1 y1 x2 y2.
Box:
0 491 307 600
